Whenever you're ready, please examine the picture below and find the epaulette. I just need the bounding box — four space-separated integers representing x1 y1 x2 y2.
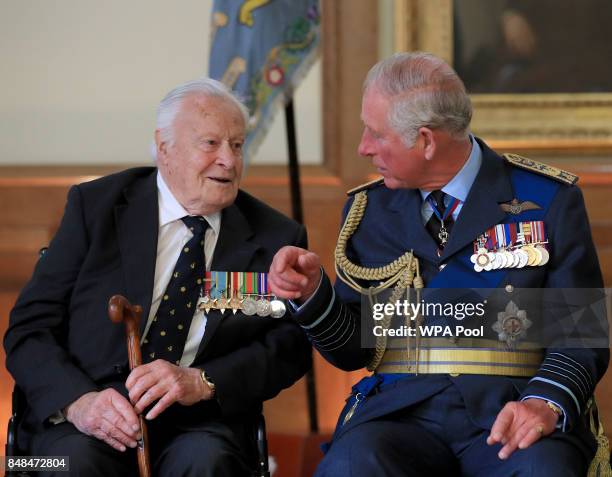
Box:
347 177 385 196
503 153 578 185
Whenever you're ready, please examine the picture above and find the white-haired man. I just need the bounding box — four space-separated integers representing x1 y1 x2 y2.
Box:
270 52 608 476
5 78 312 476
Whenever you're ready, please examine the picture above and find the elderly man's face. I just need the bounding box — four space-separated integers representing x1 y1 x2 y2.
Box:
358 87 428 189
156 94 245 216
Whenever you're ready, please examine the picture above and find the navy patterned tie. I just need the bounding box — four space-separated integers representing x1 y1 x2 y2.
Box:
425 190 455 249
142 216 208 365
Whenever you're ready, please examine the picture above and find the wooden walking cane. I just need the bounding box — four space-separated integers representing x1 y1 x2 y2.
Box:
108 295 152 477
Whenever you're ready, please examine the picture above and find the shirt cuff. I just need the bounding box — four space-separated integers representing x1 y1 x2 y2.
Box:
521 395 567 431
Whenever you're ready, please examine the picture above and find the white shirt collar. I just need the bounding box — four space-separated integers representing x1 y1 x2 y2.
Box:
156 171 221 235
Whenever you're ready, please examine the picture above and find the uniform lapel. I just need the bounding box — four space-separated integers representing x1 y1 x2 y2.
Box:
387 188 439 264
440 142 514 261
197 202 261 355
114 171 159 336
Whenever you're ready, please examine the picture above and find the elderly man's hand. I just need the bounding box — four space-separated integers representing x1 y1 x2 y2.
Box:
487 398 559 459
269 246 321 303
126 360 211 420
64 389 141 452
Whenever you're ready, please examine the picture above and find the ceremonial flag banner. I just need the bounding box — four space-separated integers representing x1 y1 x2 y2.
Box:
208 0 320 159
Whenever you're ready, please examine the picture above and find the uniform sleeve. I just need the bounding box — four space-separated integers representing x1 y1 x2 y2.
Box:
292 197 373 371
519 185 609 430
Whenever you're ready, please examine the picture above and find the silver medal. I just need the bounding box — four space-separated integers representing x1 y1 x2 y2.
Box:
241 297 257 316
270 299 286 318
256 299 271 317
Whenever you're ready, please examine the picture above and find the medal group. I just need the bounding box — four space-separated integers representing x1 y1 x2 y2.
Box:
196 271 286 318
470 221 549 272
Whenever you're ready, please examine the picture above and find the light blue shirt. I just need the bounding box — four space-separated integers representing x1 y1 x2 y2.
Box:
420 135 482 224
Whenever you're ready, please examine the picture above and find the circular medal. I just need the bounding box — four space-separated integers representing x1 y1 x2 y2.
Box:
471 248 494 272
491 252 502 270
536 245 549 266
515 249 529 268
270 299 286 318
502 250 514 268
256 299 271 317
476 252 490 267
524 246 537 267
531 246 543 266
507 250 518 268
497 250 508 269
241 297 257 316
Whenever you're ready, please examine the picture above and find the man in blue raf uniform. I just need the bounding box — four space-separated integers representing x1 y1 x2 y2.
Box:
268 52 609 476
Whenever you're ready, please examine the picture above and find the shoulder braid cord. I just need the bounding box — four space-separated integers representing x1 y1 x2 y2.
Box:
334 190 424 371
587 398 612 477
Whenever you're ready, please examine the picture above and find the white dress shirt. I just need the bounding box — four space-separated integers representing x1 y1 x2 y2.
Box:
142 172 221 367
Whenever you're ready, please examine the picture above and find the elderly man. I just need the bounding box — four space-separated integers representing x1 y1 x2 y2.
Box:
4 78 311 476
269 52 609 476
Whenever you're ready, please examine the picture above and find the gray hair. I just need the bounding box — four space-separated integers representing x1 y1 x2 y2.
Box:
152 77 249 158
363 52 472 146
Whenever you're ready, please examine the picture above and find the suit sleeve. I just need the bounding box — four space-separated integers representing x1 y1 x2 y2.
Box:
3 186 99 423
519 185 609 430
200 225 313 415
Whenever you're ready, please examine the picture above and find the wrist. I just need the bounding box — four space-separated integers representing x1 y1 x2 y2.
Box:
199 369 216 401
545 401 563 419
63 391 94 422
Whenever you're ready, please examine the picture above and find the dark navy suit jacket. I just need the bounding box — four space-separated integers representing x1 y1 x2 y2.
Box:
4 167 312 447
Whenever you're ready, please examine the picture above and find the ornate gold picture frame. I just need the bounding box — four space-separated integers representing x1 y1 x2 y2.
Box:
393 0 612 154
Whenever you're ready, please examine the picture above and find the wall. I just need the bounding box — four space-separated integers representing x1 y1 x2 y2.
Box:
0 0 321 166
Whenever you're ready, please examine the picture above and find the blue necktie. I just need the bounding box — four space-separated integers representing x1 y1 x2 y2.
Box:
425 190 455 249
142 216 208 365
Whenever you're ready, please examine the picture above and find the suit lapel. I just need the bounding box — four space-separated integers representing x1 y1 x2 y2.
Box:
114 171 159 336
197 203 261 355
441 142 514 261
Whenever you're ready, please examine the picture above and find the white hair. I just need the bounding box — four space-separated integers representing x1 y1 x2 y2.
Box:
151 77 249 159
363 52 472 146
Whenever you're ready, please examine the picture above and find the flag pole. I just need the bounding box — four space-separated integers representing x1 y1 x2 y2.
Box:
284 98 319 434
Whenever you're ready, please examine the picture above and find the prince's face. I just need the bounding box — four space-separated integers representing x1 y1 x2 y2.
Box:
358 86 429 190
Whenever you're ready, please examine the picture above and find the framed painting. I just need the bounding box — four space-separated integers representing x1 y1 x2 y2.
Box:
392 0 612 154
